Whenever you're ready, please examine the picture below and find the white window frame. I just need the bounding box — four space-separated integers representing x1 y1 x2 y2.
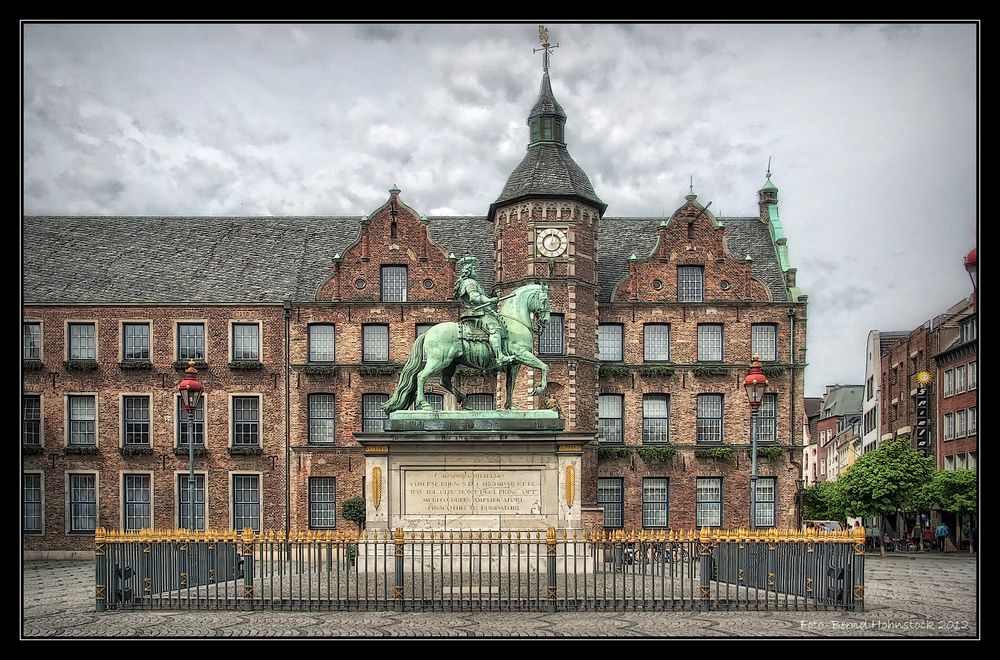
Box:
65 320 98 361
120 393 153 447
119 320 152 362
643 324 670 362
229 472 263 533
65 471 99 534
362 324 390 363
308 324 337 363
23 392 43 447
174 471 209 530
120 471 154 531
65 392 99 447
174 320 208 362
308 477 338 530
597 324 624 362
228 320 262 363
174 393 208 448
23 320 44 361
23 471 44 535
229 393 262 448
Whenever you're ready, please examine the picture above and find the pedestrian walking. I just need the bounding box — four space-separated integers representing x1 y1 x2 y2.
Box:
935 522 950 552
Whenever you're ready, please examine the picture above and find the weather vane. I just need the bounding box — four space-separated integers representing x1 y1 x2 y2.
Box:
534 25 559 73
766 155 772 179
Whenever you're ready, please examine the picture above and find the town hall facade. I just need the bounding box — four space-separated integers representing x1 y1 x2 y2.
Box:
23 50 807 555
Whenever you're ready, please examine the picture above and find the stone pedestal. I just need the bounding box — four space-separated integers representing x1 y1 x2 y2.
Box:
357 410 588 533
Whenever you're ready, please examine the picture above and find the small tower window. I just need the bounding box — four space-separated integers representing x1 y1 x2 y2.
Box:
542 118 553 140
390 221 398 240
687 222 694 239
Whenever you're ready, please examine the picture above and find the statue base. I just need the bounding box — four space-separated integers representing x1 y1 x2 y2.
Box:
357 410 587 533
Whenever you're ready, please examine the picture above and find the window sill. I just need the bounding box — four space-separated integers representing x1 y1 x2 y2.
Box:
229 446 263 456
300 364 340 375
63 360 98 371
64 445 99 455
174 445 207 456
174 360 209 370
120 445 153 456
229 361 264 371
119 360 154 370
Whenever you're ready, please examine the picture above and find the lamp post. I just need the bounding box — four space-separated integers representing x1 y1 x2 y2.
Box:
178 361 205 530
743 355 769 528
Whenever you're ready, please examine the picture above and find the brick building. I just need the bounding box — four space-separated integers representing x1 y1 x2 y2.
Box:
22 56 807 555
811 385 863 483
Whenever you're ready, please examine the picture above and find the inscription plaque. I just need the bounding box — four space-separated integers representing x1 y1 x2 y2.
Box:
404 470 542 515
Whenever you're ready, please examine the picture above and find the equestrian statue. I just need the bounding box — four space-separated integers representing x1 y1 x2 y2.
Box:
383 256 551 412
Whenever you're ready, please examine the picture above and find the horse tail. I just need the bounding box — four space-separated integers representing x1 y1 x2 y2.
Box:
383 334 426 413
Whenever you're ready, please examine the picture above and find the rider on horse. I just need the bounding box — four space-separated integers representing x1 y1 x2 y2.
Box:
453 256 515 367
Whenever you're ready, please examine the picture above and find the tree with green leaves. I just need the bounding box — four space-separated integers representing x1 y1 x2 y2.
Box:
922 469 977 554
835 436 935 555
802 481 845 521
341 496 366 532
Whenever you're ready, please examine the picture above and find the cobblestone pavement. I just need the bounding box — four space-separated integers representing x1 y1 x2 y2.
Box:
22 554 977 638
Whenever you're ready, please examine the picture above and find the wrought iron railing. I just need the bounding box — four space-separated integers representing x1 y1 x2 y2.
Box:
95 527 865 613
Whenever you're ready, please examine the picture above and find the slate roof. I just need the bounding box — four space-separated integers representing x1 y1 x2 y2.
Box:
821 385 864 419
878 331 909 354
492 144 605 212
529 72 566 120
24 214 790 304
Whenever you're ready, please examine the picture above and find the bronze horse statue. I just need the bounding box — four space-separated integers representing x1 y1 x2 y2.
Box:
383 283 550 412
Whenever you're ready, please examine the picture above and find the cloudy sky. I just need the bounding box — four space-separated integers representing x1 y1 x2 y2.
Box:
22 22 977 396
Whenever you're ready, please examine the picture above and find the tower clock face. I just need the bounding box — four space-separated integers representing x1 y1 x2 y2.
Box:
536 228 568 258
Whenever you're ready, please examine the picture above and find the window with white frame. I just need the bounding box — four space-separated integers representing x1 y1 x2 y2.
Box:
820 459 826 475
363 325 389 362
177 323 205 361
425 393 444 411
24 322 42 360
68 395 96 445
696 477 722 528
960 317 976 343
177 397 205 446
68 323 96 360
677 266 704 303
232 474 260 532
308 394 336 444
968 407 976 435
697 394 724 443
69 474 97 533
955 365 967 394
23 474 42 534
642 478 669 528
362 394 388 433
308 324 336 362
968 361 977 390
954 409 967 438
465 394 495 410
309 477 337 529
943 413 954 440
642 395 670 444
123 474 151 531
232 323 260 361
643 324 670 362
598 394 623 444
752 394 777 444
381 265 408 302
178 474 206 531
944 455 955 471
597 324 623 361
232 396 260 445
123 396 151 445
944 369 955 397
123 323 150 361
597 478 623 529
23 395 41 446
754 477 776 528
697 324 723 361
752 324 777 362
539 314 564 355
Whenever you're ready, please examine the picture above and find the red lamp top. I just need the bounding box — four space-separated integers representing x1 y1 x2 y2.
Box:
965 248 977 272
743 355 769 409
177 361 204 411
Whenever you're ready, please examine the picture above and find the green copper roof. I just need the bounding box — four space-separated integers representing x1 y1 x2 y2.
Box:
760 176 778 192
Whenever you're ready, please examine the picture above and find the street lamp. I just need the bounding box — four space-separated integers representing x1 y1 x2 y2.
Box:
964 248 977 295
743 355 769 528
178 361 205 530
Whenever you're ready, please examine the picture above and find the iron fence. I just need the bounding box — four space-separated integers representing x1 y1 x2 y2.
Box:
95 527 864 613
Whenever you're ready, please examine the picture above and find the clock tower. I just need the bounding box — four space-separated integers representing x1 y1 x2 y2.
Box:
488 29 606 438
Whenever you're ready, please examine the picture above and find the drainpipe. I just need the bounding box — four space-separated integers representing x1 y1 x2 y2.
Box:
284 301 292 541
787 307 803 527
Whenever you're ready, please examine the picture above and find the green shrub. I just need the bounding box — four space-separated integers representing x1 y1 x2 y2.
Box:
637 445 677 462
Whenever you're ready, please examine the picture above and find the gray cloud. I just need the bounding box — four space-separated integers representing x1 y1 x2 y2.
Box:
22 23 976 394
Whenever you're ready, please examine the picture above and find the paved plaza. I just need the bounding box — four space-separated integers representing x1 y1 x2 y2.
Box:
22 554 977 638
